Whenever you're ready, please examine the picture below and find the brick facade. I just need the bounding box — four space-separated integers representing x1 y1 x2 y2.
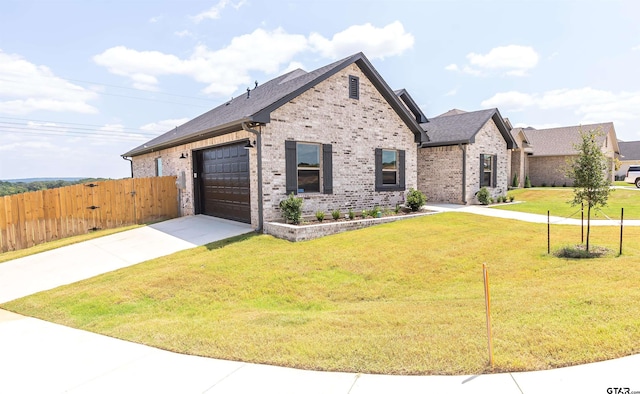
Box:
132 63 418 229
417 118 509 204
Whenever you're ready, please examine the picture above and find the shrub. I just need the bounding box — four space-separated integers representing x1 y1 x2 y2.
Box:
476 187 491 205
279 193 303 224
371 206 381 217
394 204 401 214
315 211 325 222
348 208 355 220
405 188 427 212
524 174 532 188
511 172 519 188
509 194 515 202
331 209 341 221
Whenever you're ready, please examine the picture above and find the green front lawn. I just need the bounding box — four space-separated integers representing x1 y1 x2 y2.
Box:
496 188 640 220
3 213 640 375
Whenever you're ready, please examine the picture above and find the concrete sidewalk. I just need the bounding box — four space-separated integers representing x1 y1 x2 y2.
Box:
1 308 639 393
1 213 639 393
424 203 640 226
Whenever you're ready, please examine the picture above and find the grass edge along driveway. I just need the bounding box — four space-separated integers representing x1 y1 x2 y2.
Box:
3 213 640 375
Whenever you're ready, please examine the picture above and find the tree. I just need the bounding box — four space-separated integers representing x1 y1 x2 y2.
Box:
566 128 612 252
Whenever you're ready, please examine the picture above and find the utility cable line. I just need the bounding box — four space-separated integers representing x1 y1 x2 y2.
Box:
0 76 218 108
0 120 160 137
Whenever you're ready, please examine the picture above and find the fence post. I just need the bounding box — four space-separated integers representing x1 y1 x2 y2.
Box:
547 210 550 254
581 202 584 244
483 263 494 368
620 208 624 256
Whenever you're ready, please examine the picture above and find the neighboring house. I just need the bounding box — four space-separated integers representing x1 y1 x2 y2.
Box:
617 141 640 179
122 52 426 231
509 127 533 188
510 123 619 187
417 108 516 204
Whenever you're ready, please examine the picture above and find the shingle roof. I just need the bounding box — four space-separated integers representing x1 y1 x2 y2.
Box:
123 52 425 157
619 141 640 161
420 108 515 148
524 122 618 156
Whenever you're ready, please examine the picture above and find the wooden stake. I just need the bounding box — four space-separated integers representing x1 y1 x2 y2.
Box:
483 263 494 368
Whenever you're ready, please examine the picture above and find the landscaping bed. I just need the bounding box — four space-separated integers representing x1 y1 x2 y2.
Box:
264 210 434 241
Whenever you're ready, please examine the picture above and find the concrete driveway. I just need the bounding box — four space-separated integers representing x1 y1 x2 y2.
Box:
0 215 253 303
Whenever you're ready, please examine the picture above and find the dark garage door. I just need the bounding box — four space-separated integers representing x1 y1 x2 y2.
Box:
197 142 250 223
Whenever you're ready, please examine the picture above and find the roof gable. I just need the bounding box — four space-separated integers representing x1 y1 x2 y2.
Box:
394 89 428 123
618 141 640 161
123 52 425 157
524 122 618 156
420 108 515 149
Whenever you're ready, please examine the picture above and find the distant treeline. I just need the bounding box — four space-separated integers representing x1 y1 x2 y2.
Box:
0 179 109 197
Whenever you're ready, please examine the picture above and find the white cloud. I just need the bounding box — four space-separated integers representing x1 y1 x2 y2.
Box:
633 45 640 51
175 30 194 38
149 15 162 23
447 45 539 77
483 88 640 125
444 88 457 96
0 50 99 115
309 21 414 60
191 0 246 23
140 118 190 133
481 91 536 110
93 23 413 96
467 45 539 70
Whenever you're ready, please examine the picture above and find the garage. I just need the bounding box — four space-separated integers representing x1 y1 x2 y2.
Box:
196 142 251 223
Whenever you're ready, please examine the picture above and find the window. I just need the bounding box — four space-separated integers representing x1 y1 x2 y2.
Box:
375 148 405 191
155 157 163 177
285 140 333 195
382 149 398 185
349 75 359 99
297 143 321 193
480 154 496 187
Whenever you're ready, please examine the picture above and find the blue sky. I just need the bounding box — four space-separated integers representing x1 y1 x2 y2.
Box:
2 0 640 180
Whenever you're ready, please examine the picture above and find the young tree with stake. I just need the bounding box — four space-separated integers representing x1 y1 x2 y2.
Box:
566 128 612 252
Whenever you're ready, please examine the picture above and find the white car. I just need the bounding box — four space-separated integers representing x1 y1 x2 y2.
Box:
624 165 640 188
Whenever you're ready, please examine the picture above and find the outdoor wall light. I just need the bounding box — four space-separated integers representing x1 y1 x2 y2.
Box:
179 153 188 159
244 140 256 149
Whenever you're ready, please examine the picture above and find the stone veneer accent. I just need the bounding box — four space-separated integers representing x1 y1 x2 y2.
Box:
417 118 509 204
131 63 418 230
264 213 433 242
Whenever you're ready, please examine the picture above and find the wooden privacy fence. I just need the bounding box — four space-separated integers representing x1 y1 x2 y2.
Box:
0 176 178 253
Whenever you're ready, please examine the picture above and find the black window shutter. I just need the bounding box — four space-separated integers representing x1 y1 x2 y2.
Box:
492 154 498 187
479 155 484 187
285 140 297 195
323 144 333 194
349 75 359 99
398 150 406 190
375 148 382 191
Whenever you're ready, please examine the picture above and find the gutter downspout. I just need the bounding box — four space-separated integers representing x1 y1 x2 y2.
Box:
242 122 264 232
458 144 467 204
122 156 133 178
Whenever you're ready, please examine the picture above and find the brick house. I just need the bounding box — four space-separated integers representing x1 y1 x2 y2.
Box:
417 108 516 204
122 53 426 231
510 123 619 187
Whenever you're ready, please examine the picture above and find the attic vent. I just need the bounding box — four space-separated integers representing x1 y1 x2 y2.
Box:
349 75 359 99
